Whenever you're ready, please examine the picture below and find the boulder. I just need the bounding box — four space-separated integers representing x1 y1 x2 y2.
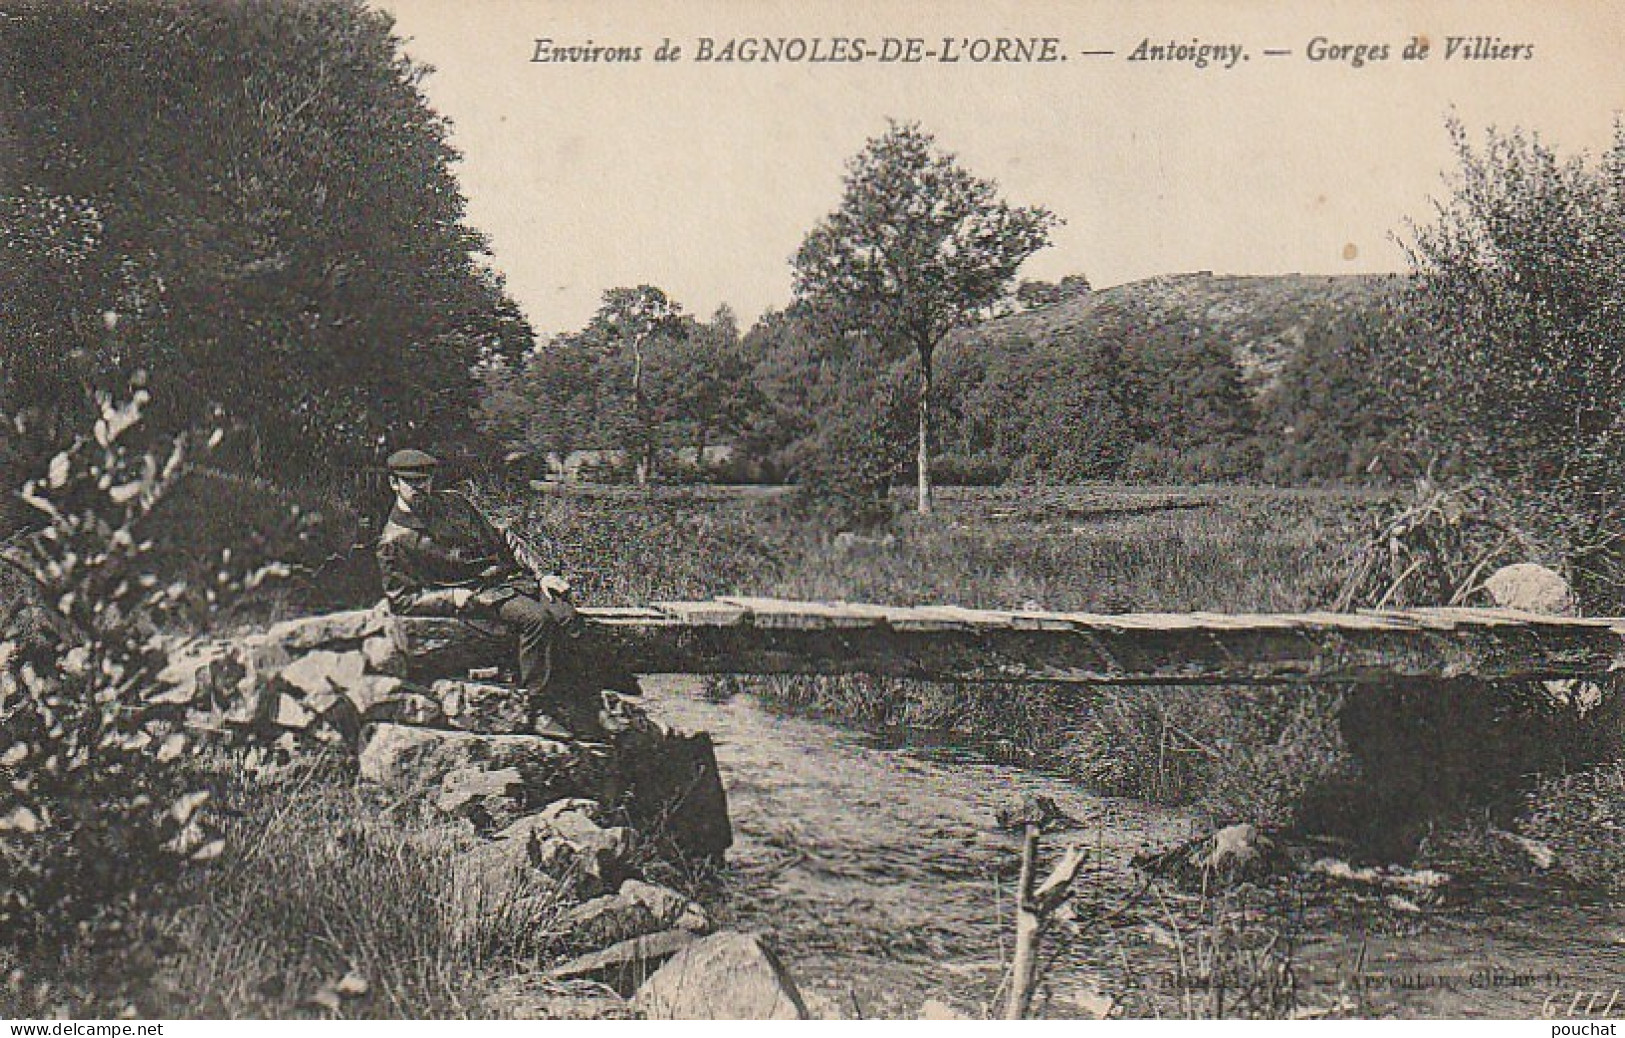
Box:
435 678 529 734
265 606 389 652
562 879 709 948
357 723 608 806
343 675 423 717
561 891 659 949
437 766 527 831
155 640 234 704
1483 563 1605 711
610 725 732 864
278 649 367 700
1193 823 1282 884
539 798 602 823
362 633 409 677
271 693 317 730
1484 563 1576 615
363 691 448 728
635 932 808 1020
495 803 634 894
618 879 710 933
549 929 698 997
391 614 510 679
217 635 293 724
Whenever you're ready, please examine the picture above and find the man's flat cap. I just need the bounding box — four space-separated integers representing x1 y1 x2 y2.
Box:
387 448 439 475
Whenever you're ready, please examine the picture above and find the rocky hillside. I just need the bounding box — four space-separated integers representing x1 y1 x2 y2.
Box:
965 271 1411 398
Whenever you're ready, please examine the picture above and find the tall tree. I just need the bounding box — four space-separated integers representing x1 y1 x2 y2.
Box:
583 286 686 484
0 0 530 481
649 304 764 473
791 121 1057 513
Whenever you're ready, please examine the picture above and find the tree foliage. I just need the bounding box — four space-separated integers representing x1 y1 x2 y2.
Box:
0 387 297 945
1391 118 1625 601
792 121 1057 513
481 290 767 482
0 0 529 482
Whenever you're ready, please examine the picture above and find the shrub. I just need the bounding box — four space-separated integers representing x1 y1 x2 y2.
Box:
0 387 290 946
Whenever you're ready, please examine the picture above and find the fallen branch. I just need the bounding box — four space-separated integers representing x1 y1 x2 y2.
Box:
1002 816 1089 1020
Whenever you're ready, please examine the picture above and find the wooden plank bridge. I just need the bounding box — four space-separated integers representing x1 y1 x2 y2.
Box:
536 596 1625 687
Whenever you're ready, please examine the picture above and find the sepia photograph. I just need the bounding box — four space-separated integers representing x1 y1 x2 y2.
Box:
1 0 1623 1023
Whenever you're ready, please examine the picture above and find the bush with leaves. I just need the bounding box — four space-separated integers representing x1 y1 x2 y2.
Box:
0 386 290 946
1383 118 1625 606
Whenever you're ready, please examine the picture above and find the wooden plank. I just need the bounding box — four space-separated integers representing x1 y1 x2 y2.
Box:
885 605 986 632
564 599 1625 685
651 601 751 626
715 596 889 630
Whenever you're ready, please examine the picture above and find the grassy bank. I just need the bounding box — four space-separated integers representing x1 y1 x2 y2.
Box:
0 752 634 1019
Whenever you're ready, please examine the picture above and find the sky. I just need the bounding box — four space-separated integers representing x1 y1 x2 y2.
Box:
375 0 1625 336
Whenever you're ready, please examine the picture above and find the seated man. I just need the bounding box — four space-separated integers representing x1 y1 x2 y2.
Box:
375 448 600 735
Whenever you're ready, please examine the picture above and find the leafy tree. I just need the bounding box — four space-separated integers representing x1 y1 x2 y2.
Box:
1260 297 1410 483
792 121 1058 513
1391 118 1625 601
581 286 687 484
0 0 530 482
648 305 766 475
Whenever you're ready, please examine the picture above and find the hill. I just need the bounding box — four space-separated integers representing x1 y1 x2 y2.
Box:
932 271 1416 483
960 271 1411 398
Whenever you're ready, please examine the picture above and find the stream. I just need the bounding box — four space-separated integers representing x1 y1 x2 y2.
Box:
640 676 1625 1020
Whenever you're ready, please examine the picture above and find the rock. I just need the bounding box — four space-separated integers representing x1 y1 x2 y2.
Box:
1489 828 1558 870
1484 563 1576 615
155 640 233 704
435 678 529 734
550 929 698 997
1310 857 1451 902
278 650 367 700
562 879 709 948
618 879 710 933
391 614 511 679
357 723 609 806
539 798 602 823
918 999 970 1020
610 725 732 864
344 674 404 714
271 693 316 730
437 766 527 831
562 892 659 948
362 633 408 677
1194 823 1279 883
495 804 635 894
192 635 289 725
364 691 447 727
1483 563 1606 711
635 932 809 1020
265 606 390 652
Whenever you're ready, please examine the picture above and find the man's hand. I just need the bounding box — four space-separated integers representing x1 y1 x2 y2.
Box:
540 574 572 600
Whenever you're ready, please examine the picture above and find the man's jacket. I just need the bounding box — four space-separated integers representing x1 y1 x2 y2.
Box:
376 492 542 616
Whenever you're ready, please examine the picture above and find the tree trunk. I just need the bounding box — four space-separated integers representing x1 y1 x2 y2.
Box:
632 336 649 487
917 348 933 515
